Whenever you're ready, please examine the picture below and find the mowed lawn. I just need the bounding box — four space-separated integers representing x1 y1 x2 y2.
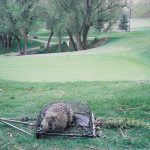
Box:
0 80 150 150
0 29 150 82
0 23 150 149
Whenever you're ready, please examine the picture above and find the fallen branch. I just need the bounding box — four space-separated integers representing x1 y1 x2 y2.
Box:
0 118 34 126
119 128 132 140
43 132 96 138
95 117 150 130
119 105 147 112
119 128 127 139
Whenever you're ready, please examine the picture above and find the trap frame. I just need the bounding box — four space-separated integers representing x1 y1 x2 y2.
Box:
35 101 97 138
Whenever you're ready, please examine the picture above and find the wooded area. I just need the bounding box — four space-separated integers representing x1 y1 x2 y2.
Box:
0 0 132 55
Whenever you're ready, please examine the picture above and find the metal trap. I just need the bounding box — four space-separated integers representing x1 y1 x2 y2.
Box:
35 101 97 138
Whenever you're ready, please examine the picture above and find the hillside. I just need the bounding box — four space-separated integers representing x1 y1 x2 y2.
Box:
0 28 150 82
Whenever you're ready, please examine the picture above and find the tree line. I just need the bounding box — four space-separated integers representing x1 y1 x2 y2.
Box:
0 0 129 55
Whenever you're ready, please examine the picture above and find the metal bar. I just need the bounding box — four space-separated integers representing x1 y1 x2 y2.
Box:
1 121 33 136
0 118 34 126
91 113 96 137
43 132 96 138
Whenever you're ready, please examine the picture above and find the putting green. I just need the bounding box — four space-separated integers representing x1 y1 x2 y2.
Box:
0 28 150 82
0 52 149 82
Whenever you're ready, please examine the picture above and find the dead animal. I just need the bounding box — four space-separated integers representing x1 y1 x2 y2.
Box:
40 103 74 133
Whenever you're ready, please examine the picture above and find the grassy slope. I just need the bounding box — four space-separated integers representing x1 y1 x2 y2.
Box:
30 31 50 37
0 22 150 149
0 80 150 150
0 29 150 82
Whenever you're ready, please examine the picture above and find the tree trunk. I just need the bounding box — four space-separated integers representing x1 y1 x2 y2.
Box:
75 34 83 50
104 21 116 32
82 26 89 50
58 33 62 52
23 36 27 55
1 33 4 51
3 36 6 52
16 37 22 55
2 39 4 51
46 31 54 51
7 35 11 48
6 35 9 53
9 35 12 47
68 31 77 51
12 37 16 47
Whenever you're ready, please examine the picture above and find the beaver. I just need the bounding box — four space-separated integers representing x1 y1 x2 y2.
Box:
41 103 74 133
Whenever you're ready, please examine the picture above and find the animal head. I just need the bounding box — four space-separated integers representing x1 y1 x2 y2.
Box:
41 113 58 133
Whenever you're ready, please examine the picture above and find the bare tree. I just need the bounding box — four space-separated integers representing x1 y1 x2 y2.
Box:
57 0 125 50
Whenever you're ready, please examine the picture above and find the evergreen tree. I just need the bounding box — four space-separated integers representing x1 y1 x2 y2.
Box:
119 14 129 32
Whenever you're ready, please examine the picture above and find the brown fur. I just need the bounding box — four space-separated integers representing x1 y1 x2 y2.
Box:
41 103 73 133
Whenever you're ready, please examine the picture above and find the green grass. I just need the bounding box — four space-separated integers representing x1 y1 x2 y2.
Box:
0 20 150 149
38 36 68 42
0 28 150 82
0 53 150 82
0 80 150 150
30 31 50 37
